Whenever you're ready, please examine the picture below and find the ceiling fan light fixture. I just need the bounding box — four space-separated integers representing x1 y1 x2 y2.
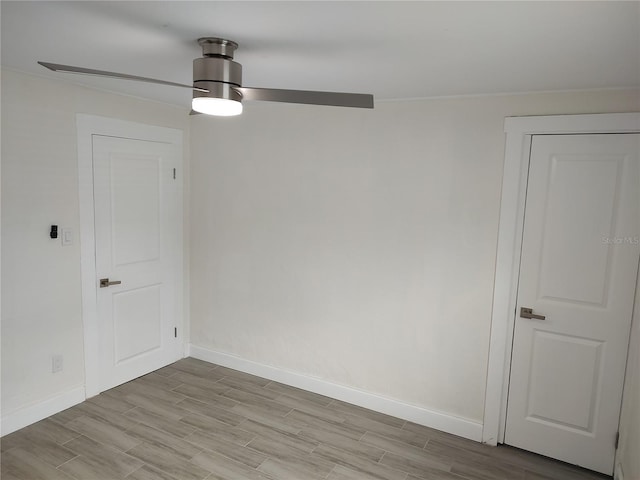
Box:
192 41 243 116
192 97 243 116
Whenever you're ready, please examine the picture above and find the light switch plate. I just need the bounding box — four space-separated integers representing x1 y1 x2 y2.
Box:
61 228 73 246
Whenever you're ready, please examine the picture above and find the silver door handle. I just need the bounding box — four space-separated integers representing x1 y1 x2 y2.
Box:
520 307 546 320
100 278 122 288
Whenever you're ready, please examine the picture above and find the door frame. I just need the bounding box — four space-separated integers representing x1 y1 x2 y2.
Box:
482 112 640 446
77 114 184 397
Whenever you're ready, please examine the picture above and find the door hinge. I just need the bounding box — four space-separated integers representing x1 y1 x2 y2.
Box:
174 327 177 338
615 431 620 449
173 168 176 180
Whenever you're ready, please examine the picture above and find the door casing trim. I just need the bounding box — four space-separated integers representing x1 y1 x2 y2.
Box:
76 114 184 397
482 112 640 446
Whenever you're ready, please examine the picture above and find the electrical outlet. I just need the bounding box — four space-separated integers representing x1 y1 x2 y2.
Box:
52 354 63 373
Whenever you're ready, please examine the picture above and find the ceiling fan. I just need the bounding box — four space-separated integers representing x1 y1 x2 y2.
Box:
38 37 374 116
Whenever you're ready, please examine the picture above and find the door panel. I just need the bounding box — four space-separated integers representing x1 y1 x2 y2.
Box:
536 154 621 305
505 134 640 474
527 331 603 432
113 284 162 363
111 156 161 266
93 135 181 392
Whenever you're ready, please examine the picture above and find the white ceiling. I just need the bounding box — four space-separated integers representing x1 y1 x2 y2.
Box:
2 1 639 109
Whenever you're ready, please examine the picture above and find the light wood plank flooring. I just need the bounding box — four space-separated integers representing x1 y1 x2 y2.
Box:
1 358 610 480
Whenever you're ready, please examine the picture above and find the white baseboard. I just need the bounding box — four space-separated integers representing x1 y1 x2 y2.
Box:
1 385 85 436
189 344 483 442
615 463 624 480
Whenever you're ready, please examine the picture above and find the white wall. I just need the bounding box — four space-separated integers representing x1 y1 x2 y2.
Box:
190 89 640 425
2 63 639 454
0 69 189 431
617 279 640 480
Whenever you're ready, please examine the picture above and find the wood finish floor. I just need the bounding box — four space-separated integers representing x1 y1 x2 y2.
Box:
1 358 610 480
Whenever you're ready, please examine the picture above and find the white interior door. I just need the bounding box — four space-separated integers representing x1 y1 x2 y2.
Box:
92 135 182 392
505 134 640 474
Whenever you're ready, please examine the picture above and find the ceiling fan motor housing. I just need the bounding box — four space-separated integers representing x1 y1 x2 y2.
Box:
193 38 243 103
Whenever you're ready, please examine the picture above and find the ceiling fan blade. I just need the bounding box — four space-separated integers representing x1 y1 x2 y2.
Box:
37 61 209 93
237 87 374 109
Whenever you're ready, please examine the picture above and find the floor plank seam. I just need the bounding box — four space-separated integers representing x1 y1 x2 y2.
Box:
54 453 80 470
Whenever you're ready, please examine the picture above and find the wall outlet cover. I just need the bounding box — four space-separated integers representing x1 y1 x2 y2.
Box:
52 355 63 373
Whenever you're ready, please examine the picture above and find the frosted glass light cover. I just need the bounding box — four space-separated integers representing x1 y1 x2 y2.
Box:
192 97 243 116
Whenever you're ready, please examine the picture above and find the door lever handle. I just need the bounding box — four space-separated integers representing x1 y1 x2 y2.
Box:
520 307 546 320
100 278 122 288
